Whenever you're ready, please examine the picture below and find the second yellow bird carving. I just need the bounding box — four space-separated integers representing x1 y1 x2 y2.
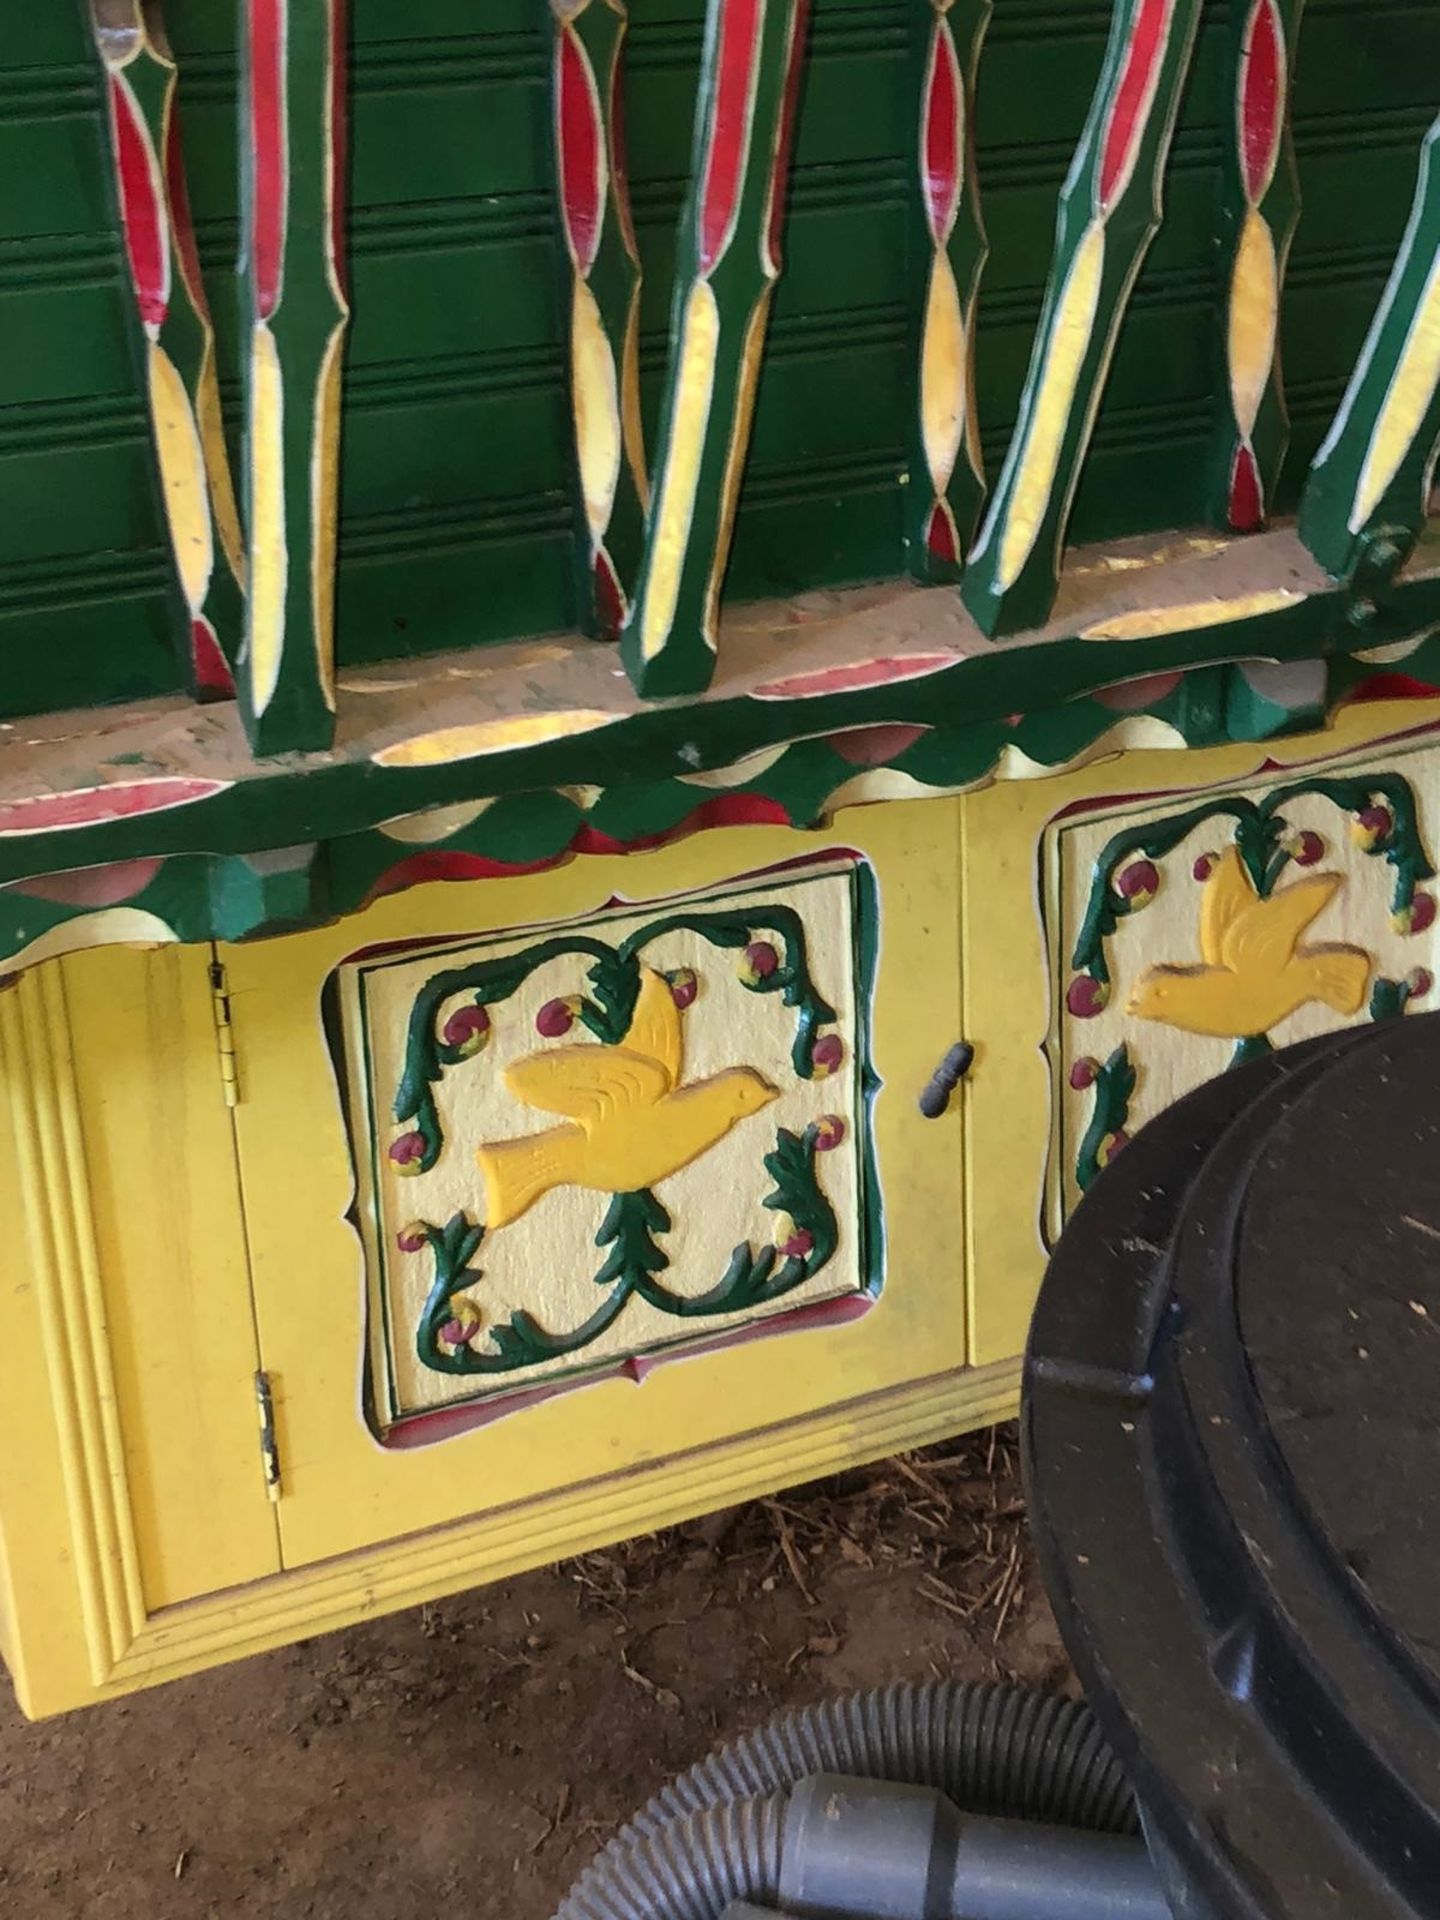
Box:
1126 846 1371 1039
476 965 778 1228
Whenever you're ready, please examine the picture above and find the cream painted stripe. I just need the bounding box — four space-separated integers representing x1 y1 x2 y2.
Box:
1351 248 1440 534
996 219 1106 591
247 320 287 715
639 280 720 661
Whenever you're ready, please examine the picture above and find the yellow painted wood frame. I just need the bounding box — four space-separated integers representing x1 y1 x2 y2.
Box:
0 947 278 1718
961 695 1440 1367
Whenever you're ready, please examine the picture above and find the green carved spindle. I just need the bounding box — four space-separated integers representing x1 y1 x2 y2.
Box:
550 0 648 639
239 0 350 753
1209 0 1306 533
83 0 245 699
906 0 991 582
1301 113 1440 587
961 0 1204 637
620 0 811 697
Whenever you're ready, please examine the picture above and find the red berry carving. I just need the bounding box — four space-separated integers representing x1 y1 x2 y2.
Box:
1351 805 1394 850
773 1212 814 1260
1097 1129 1129 1168
738 941 780 986
1192 851 1220 882
1070 1057 1100 1092
1066 975 1110 1019
811 1033 845 1079
1395 892 1437 936
1116 859 1159 909
442 1002 491 1058
1288 830 1324 867
1408 968 1434 999
395 1221 429 1254
388 1129 427 1176
668 967 699 1009
813 1115 846 1153
536 996 581 1038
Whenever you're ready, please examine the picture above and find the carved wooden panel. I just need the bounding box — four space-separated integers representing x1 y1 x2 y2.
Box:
1047 738 1440 1222
329 857 878 1441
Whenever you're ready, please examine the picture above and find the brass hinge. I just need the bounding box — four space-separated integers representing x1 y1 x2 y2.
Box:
209 960 239 1108
255 1371 282 1503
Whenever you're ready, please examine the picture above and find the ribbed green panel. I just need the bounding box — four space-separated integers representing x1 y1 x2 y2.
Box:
0 0 1435 720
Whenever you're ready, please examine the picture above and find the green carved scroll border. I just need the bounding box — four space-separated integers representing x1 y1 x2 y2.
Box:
330 864 882 1433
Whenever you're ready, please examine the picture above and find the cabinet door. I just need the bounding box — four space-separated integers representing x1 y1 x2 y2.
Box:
0 945 280 1712
964 701 1440 1368
222 807 972 1572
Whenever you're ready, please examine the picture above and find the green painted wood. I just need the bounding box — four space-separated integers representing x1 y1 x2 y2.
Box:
2 0 1438 731
905 0 990 583
620 0 811 697
552 0 648 639
1208 0 1305 534
235 0 348 751
82 1 245 698
1301 112 1440 587
961 0 1206 638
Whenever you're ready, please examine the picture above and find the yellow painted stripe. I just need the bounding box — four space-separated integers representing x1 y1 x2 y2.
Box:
704 288 772 644
195 340 246 587
147 341 212 613
997 219 1105 591
571 277 622 540
920 249 966 494
640 280 719 662
310 321 346 711
1081 586 1305 640
372 709 619 769
1228 207 1278 440
247 321 286 715
1351 251 1440 533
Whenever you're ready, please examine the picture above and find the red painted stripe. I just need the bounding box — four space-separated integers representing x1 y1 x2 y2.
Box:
699 0 765 274
752 653 954 700
111 76 168 329
0 779 231 838
13 857 165 909
763 0 810 273
1228 441 1264 531
249 0 287 318
1094 670 1183 712
828 723 931 766
1097 0 1172 212
557 24 604 273
1240 0 1283 205
164 107 211 316
922 19 962 245
329 0 349 293
926 499 960 565
594 547 627 637
191 618 237 698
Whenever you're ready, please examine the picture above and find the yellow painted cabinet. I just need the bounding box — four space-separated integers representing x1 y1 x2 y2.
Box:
1 800 1030 1716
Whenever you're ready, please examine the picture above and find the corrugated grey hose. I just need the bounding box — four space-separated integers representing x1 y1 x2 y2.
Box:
553 1680 1138 1920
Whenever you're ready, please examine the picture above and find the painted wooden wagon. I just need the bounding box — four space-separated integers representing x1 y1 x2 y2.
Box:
1 0 1438 1714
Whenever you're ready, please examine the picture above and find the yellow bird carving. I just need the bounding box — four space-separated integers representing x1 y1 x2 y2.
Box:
1126 846 1371 1039
476 965 778 1229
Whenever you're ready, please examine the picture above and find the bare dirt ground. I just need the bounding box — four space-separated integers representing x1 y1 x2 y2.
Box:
0 1427 1070 1920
